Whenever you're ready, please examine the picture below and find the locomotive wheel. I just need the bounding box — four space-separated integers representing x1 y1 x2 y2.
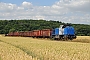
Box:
64 35 68 40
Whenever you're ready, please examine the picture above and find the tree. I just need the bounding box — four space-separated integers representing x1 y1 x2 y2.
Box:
0 20 90 35
9 28 16 33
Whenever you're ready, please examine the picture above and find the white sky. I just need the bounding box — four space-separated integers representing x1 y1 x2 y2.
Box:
0 0 90 24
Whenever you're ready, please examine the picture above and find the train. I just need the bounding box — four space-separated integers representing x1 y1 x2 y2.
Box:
6 24 76 40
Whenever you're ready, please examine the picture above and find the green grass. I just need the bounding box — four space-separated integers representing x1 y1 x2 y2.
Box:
0 56 2 60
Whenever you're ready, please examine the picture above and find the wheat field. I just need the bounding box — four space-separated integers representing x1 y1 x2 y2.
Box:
0 35 90 60
72 36 90 43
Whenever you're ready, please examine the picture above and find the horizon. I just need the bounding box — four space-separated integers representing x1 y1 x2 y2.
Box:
0 19 90 25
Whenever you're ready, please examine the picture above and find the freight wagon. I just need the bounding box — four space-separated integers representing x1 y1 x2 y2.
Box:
6 24 76 40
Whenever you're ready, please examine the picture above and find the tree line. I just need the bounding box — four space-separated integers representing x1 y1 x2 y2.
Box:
0 20 90 36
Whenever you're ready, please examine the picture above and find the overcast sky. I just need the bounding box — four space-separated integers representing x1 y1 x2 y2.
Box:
0 0 90 24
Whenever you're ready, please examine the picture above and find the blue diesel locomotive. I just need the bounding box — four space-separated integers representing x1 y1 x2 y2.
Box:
51 24 76 40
